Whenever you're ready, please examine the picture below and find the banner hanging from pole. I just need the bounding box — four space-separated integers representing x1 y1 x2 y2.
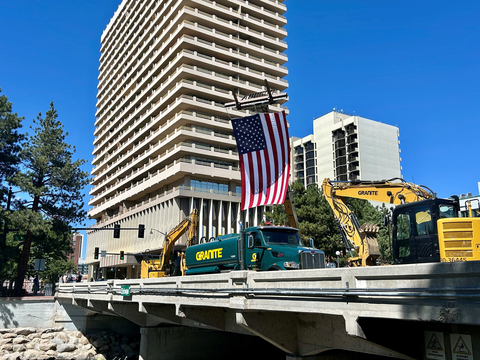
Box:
231 111 290 210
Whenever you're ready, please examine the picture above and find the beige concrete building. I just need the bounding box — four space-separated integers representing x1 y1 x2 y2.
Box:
86 0 288 279
291 111 402 187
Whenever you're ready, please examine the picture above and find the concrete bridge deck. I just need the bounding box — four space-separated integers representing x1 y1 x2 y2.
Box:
56 262 480 359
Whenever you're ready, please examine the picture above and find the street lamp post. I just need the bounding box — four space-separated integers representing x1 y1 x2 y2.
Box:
336 250 340 268
150 228 167 236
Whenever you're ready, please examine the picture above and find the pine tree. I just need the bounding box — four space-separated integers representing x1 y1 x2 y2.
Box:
10 102 89 296
0 89 24 281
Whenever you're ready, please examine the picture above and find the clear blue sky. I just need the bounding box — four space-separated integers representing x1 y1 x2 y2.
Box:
1 1 479 255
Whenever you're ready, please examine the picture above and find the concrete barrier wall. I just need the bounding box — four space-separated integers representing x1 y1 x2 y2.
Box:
0 297 75 330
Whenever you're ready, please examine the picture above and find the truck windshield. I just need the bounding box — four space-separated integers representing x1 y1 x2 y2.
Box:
261 230 302 246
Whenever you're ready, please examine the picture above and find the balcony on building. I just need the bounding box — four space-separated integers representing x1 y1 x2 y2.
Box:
348 153 358 163
334 139 346 150
332 129 345 142
347 133 358 144
345 124 357 136
347 143 358 153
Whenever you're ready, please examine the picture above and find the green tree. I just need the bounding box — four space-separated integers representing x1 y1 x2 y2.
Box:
10 102 89 296
0 89 24 282
263 204 287 225
41 258 76 296
0 233 21 295
290 181 344 258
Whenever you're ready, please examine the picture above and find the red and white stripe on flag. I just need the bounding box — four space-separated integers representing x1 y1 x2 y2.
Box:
231 111 290 210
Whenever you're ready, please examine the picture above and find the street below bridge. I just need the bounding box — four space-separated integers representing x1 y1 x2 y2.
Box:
57 261 480 360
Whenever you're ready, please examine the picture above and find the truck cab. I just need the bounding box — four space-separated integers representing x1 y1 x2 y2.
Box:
245 226 315 271
185 226 325 275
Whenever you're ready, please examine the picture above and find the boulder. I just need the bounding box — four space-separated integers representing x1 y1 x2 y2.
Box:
38 343 56 351
92 339 108 348
11 344 26 352
26 333 41 340
12 337 27 345
74 350 95 360
46 349 58 357
29 338 41 345
37 356 55 360
13 328 35 336
22 349 43 360
55 332 69 343
1 352 20 360
56 353 75 360
67 330 83 339
99 344 110 352
81 344 93 351
122 343 137 358
50 337 65 345
56 343 76 353
1 344 13 352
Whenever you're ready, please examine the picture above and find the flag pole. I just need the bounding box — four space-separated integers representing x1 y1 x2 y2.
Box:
239 209 246 270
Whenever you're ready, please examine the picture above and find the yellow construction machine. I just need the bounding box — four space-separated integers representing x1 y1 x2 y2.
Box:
141 209 197 278
322 178 480 266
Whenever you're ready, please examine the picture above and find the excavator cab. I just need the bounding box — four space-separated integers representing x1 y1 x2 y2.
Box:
391 198 459 264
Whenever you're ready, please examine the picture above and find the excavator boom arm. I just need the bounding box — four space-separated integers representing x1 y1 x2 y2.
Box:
323 178 433 205
160 209 198 271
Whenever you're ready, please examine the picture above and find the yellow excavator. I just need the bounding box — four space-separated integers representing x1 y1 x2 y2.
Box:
141 209 198 278
322 178 480 266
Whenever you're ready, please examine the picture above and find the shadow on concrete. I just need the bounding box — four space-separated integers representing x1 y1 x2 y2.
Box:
359 261 480 359
0 302 19 328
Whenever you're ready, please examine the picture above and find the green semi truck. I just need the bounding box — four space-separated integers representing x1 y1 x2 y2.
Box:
185 225 325 275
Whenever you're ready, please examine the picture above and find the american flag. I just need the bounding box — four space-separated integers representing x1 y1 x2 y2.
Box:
231 111 290 210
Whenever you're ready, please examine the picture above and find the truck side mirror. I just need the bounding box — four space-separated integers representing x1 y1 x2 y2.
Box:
247 235 254 249
309 238 315 249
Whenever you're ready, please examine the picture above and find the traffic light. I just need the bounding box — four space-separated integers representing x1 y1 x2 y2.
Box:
138 224 145 238
94 247 99 260
114 224 120 238
120 251 124 261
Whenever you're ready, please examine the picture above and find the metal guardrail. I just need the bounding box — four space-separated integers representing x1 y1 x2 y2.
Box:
58 285 480 299
58 261 480 300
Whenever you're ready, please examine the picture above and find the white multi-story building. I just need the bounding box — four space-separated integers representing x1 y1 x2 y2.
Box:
459 183 480 217
292 111 402 186
86 0 288 279
291 135 317 187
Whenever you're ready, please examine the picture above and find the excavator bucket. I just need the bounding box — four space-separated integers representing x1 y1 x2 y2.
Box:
359 223 380 265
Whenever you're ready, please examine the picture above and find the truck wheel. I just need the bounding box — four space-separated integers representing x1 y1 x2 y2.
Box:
267 265 282 271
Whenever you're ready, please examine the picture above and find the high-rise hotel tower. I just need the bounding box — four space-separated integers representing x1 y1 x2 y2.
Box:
86 0 288 278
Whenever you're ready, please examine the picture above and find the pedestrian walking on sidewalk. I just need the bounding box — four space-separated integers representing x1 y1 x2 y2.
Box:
33 275 39 296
